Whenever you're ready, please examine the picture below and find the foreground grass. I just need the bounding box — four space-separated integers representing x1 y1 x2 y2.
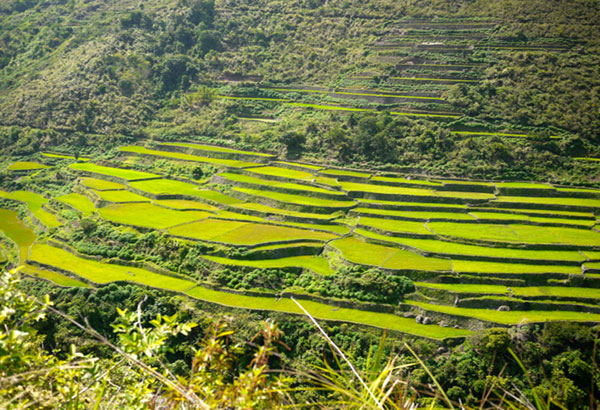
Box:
203 255 335 276
330 236 451 271
70 162 160 181
99 203 212 229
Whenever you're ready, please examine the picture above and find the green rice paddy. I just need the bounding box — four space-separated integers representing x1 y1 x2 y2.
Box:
409 301 600 325
371 176 441 186
8 161 51 171
220 172 344 196
22 265 89 287
80 177 126 190
320 169 371 178
153 199 219 212
99 203 212 229
0 208 37 262
330 236 451 271
93 189 150 203
119 146 259 168
355 208 475 221
159 142 273 157
56 193 96 216
246 166 315 181
234 187 356 209
494 196 600 209
0 190 61 228
274 161 323 170
452 260 581 275
233 202 336 220
42 153 90 161
169 218 337 245
428 222 600 246
70 162 160 181
359 217 432 236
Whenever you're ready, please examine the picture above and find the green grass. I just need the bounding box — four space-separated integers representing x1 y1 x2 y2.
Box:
42 153 90 161
314 176 340 187
371 176 441 186
233 187 356 208
214 210 268 223
70 162 160 181
233 202 336 220
428 222 600 246
153 199 219 212
453 260 581 274
320 169 371 178
195 190 244 205
184 287 471 340
246 166 315 181
434 191 495 200
359 217 432 235
56 193 96 217
408 301 600 325
0 208 37 263
93 189 150 203
100 203 212 229
574 157 600 162
0 190 61 228
8 161 51 171
585 262 600 270
494 196 600 208
22 265 89 287
355 208 475 221
80 177 126 190
220 172 345 196
287 102 460 118
203 255 335 276
29 243 195 291
417 282 600 299
119 146 259 168
358 231 586 262
528 216 595 227
274 161 323 170
160 142 273 157
495 182 554 189
330 236 451 271
169 218 337 245
267 87 444 100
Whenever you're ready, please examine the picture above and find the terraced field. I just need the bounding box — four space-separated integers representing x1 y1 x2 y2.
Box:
2 142 600 341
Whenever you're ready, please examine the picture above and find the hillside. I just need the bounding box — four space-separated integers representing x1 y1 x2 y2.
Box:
2 0 600 409
1 0 600 182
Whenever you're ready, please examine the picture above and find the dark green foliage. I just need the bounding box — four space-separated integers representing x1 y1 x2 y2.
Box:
295 267 415 304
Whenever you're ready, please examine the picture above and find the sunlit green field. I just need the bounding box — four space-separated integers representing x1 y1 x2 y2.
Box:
169 218 337 245
8 161 51 171
0 190 62 228
204 255 335 276
80 177 127 190
99 203 212 229
56 193 96 216
120 146 259 168
70 162 160 180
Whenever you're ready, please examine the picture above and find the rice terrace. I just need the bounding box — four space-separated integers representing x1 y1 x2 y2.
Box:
3 140 600 342
1 0 600 407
